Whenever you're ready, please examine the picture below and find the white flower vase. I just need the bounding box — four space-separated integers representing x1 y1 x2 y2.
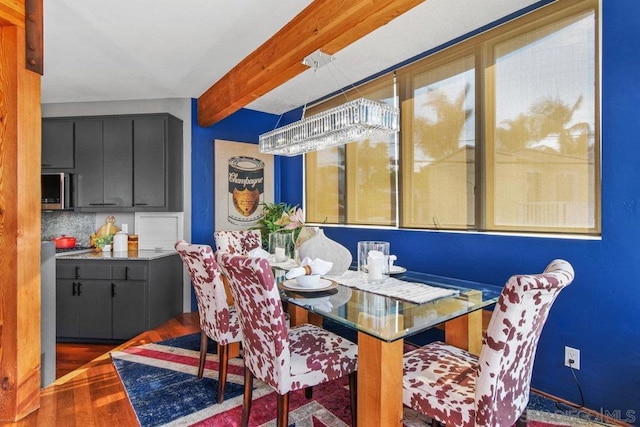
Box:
294 226 319 250
297 229 352 276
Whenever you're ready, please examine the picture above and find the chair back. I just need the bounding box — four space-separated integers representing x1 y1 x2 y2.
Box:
475 259 575 425
216 252 291 394
214 230 262 254
175 240 240 345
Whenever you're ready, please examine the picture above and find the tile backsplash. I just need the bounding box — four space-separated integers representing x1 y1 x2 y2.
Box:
42 211 96 246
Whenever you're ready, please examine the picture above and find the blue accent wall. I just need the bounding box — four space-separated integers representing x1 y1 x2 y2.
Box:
190 100 303 308
191 1 640 422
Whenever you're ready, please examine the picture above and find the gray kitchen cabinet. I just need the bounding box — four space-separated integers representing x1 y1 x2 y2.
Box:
111 263 148 340
42 118 75 169
74 119 103 208
56 263 112 339
132 114 183 211
111 279 147 340
57 279 112 339
56 254 182 342
103 118 134 207
71 113 182 212
75 118 133 210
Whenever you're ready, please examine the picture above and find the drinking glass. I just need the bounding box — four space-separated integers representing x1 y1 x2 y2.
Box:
357 241 390 283
269 230 293 262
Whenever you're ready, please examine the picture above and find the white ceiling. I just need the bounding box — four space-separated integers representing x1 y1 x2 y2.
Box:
42 0 542 116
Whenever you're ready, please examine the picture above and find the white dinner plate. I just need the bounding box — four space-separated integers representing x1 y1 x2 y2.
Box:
389 266 407 275
362 265 407 275
279 278 337 292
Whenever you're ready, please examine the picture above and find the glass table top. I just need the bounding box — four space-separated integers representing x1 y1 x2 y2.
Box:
274 267 503 342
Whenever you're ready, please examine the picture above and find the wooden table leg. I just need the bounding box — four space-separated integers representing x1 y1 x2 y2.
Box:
308 312 324 327
287 303 309 326
286 303 324 327
444 290 483 355
357 332 404 427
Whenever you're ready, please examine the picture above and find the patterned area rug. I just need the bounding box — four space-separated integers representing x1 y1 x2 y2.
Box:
111 333 610 427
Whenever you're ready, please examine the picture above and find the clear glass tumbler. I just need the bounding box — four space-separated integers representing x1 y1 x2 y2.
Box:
269 230 293 262
357 241 390 283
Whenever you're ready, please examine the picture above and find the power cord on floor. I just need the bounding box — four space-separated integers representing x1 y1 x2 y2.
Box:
550 360 615 426
555 358 585 411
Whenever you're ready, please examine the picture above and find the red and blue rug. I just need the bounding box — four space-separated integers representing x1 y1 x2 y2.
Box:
111 333 610 426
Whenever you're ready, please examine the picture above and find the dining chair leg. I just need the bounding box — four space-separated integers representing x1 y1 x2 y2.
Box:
197 330 208 378
241 367 253 427
304 386 313 399
516 411 528 426
217 343 229 404
348 371 357 426
276 392 290 427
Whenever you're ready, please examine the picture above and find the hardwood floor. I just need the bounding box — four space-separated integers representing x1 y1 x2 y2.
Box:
56 343 118 379
1 313 200 426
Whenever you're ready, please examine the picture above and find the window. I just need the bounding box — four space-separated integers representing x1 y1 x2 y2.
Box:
486 7 598 233
304 0 599 235
399 52 476 230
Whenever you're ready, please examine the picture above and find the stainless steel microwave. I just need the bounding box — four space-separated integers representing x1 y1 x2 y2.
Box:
41 173 73 210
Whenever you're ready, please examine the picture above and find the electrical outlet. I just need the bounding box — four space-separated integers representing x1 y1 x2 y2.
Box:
564 346 581 370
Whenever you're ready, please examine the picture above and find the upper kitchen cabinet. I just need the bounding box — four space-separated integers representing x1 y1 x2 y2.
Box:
73 113 183 212
42 118 75 170
75 117 134 210
132 115 183 211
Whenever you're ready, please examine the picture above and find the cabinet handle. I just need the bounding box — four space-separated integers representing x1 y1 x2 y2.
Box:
77 282 82 296
125 266 130 280
75 266 80 279
88 203 117 206
111 283 116 297
72 282 77 296
42 163 51 167
133 203 148 206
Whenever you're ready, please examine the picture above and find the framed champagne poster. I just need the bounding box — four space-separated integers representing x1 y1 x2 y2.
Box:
214 139 274 231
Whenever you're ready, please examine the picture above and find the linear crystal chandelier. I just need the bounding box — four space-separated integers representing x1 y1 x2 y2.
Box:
259 52 400 157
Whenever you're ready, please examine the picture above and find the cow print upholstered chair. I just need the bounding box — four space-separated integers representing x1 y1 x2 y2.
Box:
216 251 358 427
175 240 242 404
214 230 262 255
403 259 575 427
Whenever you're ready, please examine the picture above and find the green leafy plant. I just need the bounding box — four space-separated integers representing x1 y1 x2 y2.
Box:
253 202 304 249
94 233 114 248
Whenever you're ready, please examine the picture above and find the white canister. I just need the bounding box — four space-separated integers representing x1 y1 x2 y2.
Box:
113 231 128 252
367 256 384 281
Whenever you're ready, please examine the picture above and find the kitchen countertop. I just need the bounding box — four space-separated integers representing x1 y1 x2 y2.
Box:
56 249 178 261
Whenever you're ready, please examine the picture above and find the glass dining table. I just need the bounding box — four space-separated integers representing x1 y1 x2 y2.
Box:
273 267 503 427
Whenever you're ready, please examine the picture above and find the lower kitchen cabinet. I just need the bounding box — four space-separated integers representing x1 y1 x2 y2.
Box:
57 279 112 339
56 254 182 342
112 279 147 340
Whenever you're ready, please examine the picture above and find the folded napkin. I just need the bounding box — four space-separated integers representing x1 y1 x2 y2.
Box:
285 257 333 279
247 247 270 259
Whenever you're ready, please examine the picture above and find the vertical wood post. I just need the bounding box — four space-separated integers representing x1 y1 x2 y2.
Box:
1 0 43 420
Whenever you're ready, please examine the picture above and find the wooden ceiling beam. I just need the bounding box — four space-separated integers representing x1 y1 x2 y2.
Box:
0 0 25 27
197 0 424 127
